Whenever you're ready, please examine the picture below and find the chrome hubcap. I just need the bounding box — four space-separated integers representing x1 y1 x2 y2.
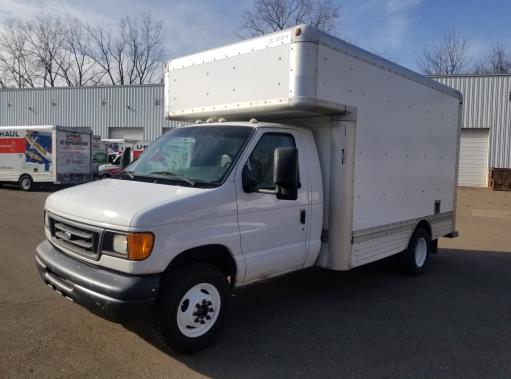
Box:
176 283 221 338
21 178 30 190
414 237 427 267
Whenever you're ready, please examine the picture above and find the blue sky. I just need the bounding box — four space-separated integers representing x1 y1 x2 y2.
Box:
1 0 510 72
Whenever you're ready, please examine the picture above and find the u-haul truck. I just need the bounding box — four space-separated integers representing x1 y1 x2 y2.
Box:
35 25 461 353
0 125 92 191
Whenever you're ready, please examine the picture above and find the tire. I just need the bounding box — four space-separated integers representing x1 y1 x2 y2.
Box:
397 227 431 276
19 175 33 191
153 263 229 354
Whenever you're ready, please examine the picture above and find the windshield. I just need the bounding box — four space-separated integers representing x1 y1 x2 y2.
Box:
127 125 253 187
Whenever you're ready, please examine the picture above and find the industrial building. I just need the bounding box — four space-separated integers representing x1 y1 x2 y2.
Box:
1 76 510 188
0 84 182 142
432 74 511 187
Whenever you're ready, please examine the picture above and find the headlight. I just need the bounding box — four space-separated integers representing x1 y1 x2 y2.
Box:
102 232 154 261
113 234 128 254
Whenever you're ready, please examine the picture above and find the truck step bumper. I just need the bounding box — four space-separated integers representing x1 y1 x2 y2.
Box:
35 240 160 323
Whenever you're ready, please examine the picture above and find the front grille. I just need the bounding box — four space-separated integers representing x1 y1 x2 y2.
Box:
48 214 101 260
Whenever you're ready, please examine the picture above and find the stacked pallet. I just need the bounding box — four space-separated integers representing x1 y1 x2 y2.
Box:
489 168 511 191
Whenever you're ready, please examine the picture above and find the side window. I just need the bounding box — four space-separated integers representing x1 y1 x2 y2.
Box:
246 133 296 190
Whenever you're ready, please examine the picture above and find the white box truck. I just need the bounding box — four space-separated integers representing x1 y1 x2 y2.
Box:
35 25 461 353
0 125 93 191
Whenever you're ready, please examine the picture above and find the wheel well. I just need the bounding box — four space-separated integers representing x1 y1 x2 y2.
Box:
166 245 237 286
416 220 432 239
19 174 32 181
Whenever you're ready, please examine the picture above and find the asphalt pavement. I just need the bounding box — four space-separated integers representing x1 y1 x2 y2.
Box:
1 185 511 378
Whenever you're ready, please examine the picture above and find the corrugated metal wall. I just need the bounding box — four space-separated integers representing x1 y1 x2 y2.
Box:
432 75 511 168
0 84 183 142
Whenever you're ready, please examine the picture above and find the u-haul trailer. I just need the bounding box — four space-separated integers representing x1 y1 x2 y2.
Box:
36 25 461 353
0 125 93 191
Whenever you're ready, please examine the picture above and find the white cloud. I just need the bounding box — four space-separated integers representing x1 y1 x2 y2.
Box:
340 0 422 65
379 0 422 50
0 0 251 60
0 0 113 24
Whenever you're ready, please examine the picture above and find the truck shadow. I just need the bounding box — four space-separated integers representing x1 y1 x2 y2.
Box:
124 248 511 378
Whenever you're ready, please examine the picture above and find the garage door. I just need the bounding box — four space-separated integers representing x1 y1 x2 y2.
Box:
458 129 489 187
108 127 144 140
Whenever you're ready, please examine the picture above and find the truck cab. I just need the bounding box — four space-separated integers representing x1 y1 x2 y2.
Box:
36 120 323 352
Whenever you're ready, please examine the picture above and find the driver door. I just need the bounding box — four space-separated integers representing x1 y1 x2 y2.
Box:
235 129 309 283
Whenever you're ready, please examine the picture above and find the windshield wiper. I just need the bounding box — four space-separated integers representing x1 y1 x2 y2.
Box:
148 171 195 186
119 170 134 179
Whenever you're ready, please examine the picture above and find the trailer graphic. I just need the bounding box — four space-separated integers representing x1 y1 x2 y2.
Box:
0 125 93 190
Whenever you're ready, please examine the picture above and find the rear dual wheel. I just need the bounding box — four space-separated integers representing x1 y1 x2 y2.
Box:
19 175 33 191
397 227 431 276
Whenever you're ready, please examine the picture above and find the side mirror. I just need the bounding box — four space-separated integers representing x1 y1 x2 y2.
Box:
274 147 298 200
119 147 132 170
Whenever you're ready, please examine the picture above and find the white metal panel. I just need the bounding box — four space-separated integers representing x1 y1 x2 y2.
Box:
458 129 489 187
0 85 180 142
314 45 460 231
166 25 459 121
432 75 511 169
108 127 144 140
167 44 291 119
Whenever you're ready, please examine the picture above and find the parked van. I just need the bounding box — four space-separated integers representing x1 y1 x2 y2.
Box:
0 125 92 191
36 25 461 353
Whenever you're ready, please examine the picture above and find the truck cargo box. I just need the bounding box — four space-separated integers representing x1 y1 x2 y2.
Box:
0 125 92 190
165 25 461 270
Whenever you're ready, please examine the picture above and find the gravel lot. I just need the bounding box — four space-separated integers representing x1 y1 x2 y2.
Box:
1 185 511 378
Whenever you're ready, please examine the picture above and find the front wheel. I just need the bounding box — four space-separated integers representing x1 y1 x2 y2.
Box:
153 263 229 353
397 227 431 276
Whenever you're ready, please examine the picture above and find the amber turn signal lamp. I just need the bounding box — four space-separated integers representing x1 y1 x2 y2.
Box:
127 232 154 261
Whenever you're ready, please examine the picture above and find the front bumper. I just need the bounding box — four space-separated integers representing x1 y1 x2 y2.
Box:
35 240 160 323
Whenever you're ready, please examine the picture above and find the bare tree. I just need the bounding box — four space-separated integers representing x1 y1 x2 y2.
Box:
474 43 511 74
0 21 37 87
0 13 165 87
87 14 164 85
22 16 68 87
57 19 103 86
130 14 165 84
239 0 340 37
419 30 470 75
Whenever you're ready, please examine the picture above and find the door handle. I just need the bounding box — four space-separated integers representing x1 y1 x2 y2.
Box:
300 209 306 224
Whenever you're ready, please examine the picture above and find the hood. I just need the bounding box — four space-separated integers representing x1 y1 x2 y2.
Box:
45 179 204 228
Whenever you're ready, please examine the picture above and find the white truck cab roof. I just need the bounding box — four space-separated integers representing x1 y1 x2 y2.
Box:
182 120 300 131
